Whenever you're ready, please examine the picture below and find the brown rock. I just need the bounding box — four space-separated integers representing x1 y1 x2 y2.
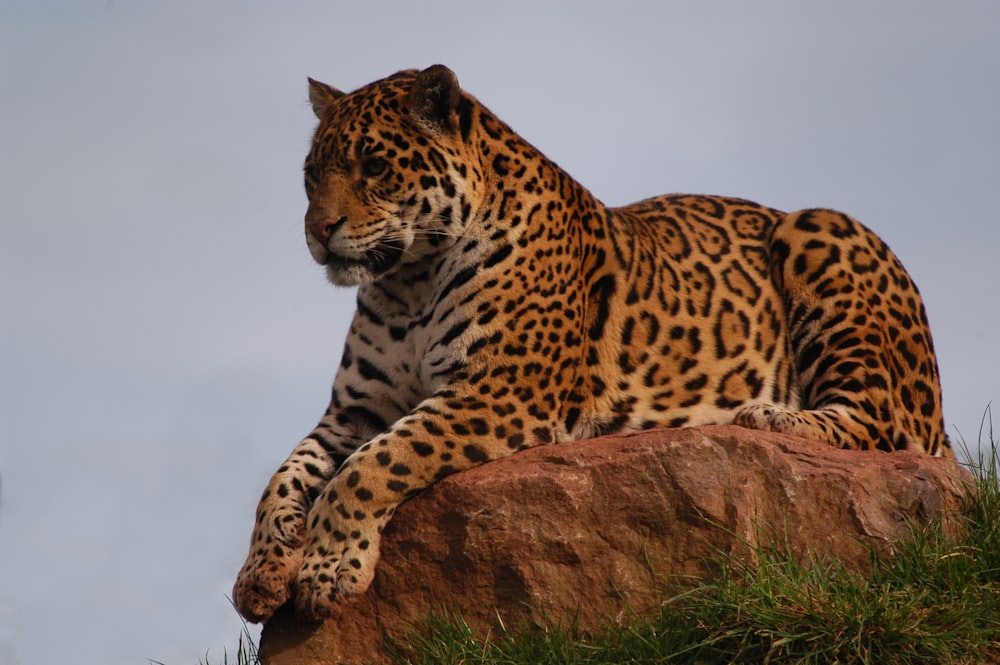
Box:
258 425 973 665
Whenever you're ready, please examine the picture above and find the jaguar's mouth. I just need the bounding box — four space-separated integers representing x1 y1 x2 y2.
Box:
324 239 406 285
364 239 406 274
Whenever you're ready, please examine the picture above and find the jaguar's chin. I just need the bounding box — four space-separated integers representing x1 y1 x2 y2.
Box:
324 239 406 286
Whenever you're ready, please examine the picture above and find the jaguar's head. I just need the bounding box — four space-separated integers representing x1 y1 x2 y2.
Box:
303 65 477 286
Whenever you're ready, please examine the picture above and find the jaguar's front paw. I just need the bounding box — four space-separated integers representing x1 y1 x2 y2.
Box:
233 542 305 623
292 520 383 620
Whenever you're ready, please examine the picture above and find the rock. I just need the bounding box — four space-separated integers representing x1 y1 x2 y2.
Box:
258 425 973 665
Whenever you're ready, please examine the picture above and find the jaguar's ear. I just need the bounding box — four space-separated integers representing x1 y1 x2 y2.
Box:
308 78 345 119
408 64 461 133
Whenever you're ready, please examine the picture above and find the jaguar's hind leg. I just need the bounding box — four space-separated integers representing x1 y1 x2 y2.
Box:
734 402 888 449
734 208 950 457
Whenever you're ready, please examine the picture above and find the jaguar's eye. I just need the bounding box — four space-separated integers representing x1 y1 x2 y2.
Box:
361 157 388 178
303 165 320 189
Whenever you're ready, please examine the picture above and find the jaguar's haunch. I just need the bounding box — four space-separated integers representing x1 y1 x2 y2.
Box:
234 64 949 623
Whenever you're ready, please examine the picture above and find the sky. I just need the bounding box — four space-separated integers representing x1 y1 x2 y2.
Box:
1 2 998 664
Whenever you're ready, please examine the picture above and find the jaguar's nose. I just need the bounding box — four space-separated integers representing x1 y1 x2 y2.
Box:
307 215 347 243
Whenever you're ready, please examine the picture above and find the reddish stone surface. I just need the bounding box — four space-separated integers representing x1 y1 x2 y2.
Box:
259 426 972 665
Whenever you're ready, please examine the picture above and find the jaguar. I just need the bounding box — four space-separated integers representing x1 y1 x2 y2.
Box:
234 64 949 622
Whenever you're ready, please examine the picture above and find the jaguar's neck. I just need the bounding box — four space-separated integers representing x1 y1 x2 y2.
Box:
465 104 610 259
369 103 611 318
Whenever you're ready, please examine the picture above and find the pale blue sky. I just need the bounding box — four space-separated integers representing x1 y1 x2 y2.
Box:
1 2 998 664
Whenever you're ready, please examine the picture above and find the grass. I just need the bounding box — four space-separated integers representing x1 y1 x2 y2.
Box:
202 421 1000 665
173 615 258 665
